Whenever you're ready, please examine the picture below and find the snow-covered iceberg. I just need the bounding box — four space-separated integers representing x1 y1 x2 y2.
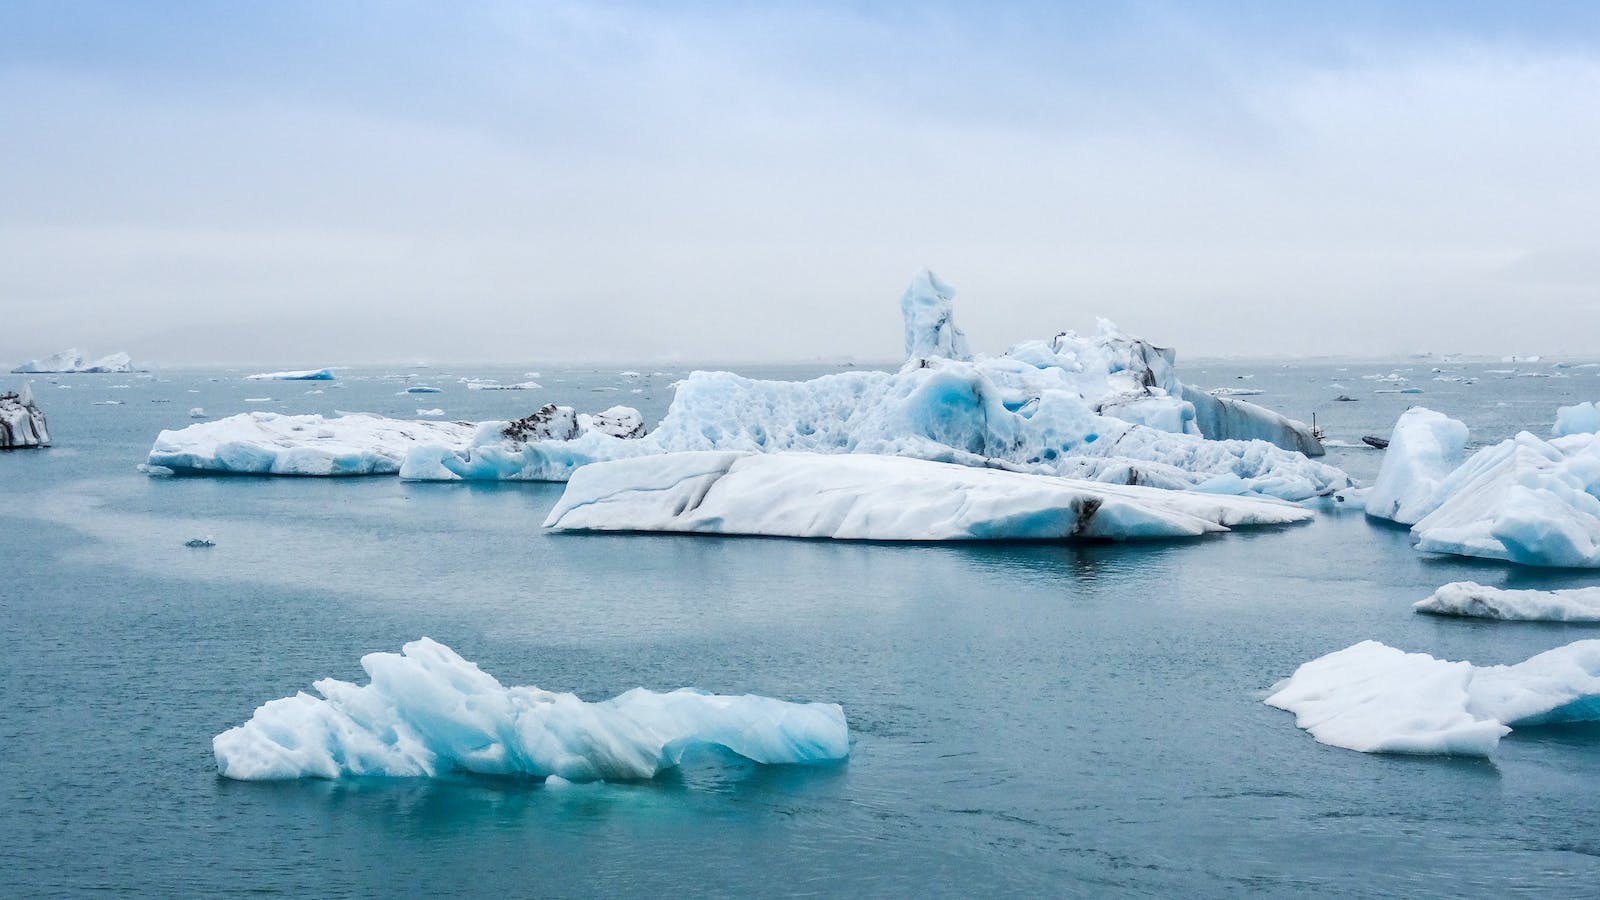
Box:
1553 401 1600 437
11 349 134 374
246 367 337 381
213 637 850 781
1266 639 1600 756
1415 582 1600 622
0 384 49 448
148 412 477 476
1366 406 1600 567
543 451 1312 541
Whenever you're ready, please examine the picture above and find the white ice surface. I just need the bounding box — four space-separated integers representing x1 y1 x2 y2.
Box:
901 268 971 361
246 367 337 381
1415 582 1600 622
543 451 1312 541
148 412 476 475
1553 402 1600 437
1266 639 1600 756
1364 407 1469 524
213 638 850 781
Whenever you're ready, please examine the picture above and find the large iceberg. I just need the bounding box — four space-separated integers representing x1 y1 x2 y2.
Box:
213 637 850 781
0 384 49 448
1180 384 1325 456
11 349 134 374
543 451 1312 541
403 274 1347 501
1415 582 1600 622
1266 639 1600 756
148 412 477 476
246 367 337 381
1366 406 1600 567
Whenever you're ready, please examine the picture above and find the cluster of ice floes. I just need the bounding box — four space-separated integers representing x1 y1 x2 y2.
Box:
1415 582 1600 622
11 349 134 373
0 384 49 448
1366 404 1600 566
148 412 477 475
213 638 850 781
543 451 1310 541
246 367 337 381
1266 640 1600 756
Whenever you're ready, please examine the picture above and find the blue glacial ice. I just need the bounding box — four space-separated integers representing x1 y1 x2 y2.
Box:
1267 639 1600 756
1366 405 1600 567
542 450 1312 541
214 638 850 781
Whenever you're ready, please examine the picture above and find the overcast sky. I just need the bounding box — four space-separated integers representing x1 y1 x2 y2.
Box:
4 1 1599 365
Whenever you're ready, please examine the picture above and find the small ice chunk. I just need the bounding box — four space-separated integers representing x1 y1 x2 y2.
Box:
213 638 850 781
1415 581 1600 622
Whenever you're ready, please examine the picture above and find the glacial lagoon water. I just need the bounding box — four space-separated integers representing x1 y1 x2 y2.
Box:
4 359 1600 896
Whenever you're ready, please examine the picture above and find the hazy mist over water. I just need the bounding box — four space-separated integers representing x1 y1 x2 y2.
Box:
5 1 1600 366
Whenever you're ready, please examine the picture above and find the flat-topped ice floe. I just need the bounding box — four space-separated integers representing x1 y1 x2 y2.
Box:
1366 405 1600 567
12 349 134 374
148 412 476 475
1266 639 1600 756
246 367 337 381
0 384 49 448
1415 582 1600 622
213 637 850 781
543 451 1312 541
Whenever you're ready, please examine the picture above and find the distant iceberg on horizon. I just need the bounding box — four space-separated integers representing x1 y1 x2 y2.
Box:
12 349 135 374
245 367 337 381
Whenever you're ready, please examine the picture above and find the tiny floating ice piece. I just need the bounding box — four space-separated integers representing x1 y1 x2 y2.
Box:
185 537 215 548
213 638 850 781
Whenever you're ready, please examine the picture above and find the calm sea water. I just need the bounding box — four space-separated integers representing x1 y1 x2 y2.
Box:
4 358 1600 897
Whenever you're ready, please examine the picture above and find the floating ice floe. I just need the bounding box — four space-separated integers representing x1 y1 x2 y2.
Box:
246 367 336 381
1266 639 1600 756
1553 402 1600 437
188 407 207 418
402 271 1344 499
1415 582 1600 622
147 412 478 476
402 386 442 394
1366 404 1600 567
416 408 445 417
0 384 49 448
213 638 850 781
543 451 1311 541
11 349 135 374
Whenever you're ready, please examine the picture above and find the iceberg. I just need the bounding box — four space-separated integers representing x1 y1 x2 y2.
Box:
1266 639 1600 756
1553 401 1600 437
213 637 849 781
11 349 134 374
406 290 1349 502
1415 582 1600 622
1364 408 1469 524
543 451 1312 541
1180 384 1325 456
147 412 477 476
246 367 337 381
0 384 49 448
901 268 971 360
1366 406 1600 567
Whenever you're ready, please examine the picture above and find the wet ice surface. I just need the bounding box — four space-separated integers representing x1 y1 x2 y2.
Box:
6 359 1600 896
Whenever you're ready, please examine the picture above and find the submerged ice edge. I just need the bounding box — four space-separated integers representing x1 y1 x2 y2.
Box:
1266 639 1600 757
213 638 850 782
